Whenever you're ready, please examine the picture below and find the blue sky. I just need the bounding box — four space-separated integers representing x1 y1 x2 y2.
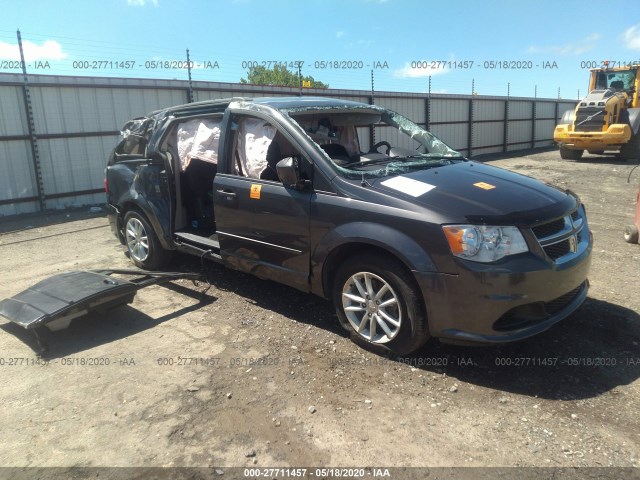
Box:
1 0 640 99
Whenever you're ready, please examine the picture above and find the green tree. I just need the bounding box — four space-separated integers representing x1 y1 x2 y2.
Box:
240 65 328 89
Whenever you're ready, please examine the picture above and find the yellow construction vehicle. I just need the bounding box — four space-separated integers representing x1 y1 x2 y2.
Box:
554 63 640 160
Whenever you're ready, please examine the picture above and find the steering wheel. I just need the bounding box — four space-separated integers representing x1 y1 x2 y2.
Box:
369 141 391 154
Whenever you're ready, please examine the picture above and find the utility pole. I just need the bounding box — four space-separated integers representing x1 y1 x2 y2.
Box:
369 70 375 144
425 76 432 131
186 49 194 103
17 29 45 212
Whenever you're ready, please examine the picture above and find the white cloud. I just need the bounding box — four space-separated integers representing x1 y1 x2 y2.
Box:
393 61 448 78
126 0 158 6
621 24 640 50
527 33 600 55
344 38 374 49
336 31 345 38
0 40 66 61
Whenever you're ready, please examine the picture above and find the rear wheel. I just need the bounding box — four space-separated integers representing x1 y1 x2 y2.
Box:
124 211 173 270
332 254 430 355
559 146 584 160
619 133 640 162
624 225 639 244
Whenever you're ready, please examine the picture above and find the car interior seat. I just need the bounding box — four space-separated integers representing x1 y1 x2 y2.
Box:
610 80 624 91
260 139 283 181
320 143 352 165
183 158 217 230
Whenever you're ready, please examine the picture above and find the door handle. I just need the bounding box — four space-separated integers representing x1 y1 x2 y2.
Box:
217 189 236 198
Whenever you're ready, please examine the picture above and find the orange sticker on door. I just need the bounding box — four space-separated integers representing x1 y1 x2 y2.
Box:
473 182 496 190
250 184 262 199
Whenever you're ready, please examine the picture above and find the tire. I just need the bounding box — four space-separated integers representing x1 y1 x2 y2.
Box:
332 254 430 355
619 133 640 162
559 146 584 160
624 225 639 244
123 210 173 270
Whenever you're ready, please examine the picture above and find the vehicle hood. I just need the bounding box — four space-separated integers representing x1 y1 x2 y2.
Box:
369 161 577 225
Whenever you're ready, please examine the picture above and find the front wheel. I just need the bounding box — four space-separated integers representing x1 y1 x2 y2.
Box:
123 211 173 270
559 146 584 160
332 254 430 355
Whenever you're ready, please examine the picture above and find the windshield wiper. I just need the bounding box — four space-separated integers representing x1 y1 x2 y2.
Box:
423 153 464 159
341 157 402 168
342 153 464 169
340 154 444 168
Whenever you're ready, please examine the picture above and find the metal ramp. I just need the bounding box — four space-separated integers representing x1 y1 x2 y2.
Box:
0 269 202 354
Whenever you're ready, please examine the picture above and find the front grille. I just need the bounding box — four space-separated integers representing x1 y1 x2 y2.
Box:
543 240 571 260
493 282 586 331
574 107 605 132
531 218 565 238
531 208 584 262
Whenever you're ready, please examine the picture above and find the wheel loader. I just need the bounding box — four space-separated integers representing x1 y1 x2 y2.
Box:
554 64 640 161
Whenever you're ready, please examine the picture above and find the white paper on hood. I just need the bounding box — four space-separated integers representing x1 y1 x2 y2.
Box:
380 176 436 197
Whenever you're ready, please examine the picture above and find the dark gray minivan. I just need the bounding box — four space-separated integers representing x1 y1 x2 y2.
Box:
106 97 592 354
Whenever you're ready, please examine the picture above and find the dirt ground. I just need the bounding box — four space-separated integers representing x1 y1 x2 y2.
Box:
0 150 639 476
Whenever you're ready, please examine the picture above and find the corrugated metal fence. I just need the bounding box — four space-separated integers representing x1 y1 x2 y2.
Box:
0 73 577 216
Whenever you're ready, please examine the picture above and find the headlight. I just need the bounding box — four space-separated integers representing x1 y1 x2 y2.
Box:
442 225 528 262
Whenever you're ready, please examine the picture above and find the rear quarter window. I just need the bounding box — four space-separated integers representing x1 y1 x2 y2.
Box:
113 117 156 159
115 134 147 156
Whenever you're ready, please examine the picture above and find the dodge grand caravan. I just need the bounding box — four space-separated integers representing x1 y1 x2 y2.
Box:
106 97 592 354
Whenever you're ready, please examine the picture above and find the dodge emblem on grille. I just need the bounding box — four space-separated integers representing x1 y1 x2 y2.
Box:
568 235 578 253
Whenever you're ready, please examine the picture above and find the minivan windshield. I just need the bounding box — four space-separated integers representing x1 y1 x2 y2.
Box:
287 106 463 180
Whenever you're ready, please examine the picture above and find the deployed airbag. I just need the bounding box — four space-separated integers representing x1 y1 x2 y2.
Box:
236 118 276 178
177 119 222 171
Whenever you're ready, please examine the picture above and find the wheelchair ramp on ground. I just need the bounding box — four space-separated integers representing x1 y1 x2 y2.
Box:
0 269 201 332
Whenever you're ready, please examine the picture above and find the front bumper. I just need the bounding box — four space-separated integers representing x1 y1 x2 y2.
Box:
414 231 593 344
554 123 631 150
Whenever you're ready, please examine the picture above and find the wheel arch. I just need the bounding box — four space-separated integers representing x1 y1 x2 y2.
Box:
313 222 437 300
119 198 174 250
627 108 640 135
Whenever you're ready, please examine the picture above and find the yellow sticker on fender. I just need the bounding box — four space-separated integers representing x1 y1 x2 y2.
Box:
473 182 496 190
250 184 262 199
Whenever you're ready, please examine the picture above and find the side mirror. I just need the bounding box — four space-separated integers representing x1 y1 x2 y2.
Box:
276 157 299 186
276 157 311 190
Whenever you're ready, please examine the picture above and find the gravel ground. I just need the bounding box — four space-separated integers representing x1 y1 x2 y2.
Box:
0 150 638 477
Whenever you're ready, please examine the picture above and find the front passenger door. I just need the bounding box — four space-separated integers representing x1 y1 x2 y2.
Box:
214 115 312 292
